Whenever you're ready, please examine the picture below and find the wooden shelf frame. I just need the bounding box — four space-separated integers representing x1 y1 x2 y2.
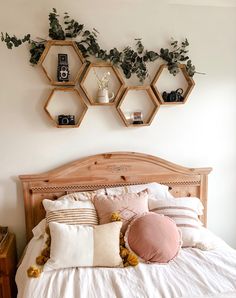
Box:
116 86 160 127
151 64 195 105
80 62 125 106
44 87 88 128
38 40 86 86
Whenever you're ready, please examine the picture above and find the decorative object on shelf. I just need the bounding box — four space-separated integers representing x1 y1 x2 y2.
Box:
94 70 114 103
97 88 114 104
38 40 85 86
162 88 184 103
151 64 195 105
57 114 75 125
80 62 125 106
57 53 70 82
44 87 88 128
0 8 200 129
1 8 199 82
131 111 144 125
116 86 160 127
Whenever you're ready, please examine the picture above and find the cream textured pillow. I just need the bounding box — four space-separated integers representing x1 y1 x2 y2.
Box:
32 219 46 239
105 182 173 199
94 191 149 233
44 221 123 271
57 189 105 202
43 196 98 226
149 196 203 247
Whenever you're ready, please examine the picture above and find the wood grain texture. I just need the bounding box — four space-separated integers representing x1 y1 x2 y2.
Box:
151 63 195 105
80 62 125 106
116 86 160 127
0 234 17 298
38 40 85 86
43 87 88 128
19 152 212 242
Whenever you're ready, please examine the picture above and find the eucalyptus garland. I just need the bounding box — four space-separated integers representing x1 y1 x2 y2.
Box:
1 8 196 82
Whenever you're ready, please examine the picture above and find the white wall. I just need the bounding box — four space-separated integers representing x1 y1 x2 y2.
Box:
0 0 236 254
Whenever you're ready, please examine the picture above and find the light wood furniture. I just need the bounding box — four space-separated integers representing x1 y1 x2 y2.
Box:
151 64 195 105
116 86 160 127
19 152 212 242
0 234 17 298
38 40 85 86
80 62 125 106
44 87 88 128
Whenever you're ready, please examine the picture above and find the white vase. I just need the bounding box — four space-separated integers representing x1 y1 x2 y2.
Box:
97 89 114 103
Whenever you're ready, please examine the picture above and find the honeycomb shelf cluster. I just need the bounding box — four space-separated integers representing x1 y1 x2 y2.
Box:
39 40 195 128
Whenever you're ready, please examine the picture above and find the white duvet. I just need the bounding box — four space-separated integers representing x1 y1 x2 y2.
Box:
16 229 236 298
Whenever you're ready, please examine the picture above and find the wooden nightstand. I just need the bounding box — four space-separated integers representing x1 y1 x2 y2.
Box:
0 234 17 298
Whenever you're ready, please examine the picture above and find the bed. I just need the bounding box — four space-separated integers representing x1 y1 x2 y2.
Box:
17 152 236 298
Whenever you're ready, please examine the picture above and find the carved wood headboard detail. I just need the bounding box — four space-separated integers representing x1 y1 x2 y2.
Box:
19 152 212 242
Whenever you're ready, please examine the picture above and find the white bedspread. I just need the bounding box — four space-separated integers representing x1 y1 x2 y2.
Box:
16 229 236 298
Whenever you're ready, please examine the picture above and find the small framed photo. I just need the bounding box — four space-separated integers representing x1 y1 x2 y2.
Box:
131 111 143 125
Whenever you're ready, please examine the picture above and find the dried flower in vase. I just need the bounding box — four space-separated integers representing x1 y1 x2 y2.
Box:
93 69 111 90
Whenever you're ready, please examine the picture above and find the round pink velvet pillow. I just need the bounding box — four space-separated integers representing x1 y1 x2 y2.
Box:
125 212 181 263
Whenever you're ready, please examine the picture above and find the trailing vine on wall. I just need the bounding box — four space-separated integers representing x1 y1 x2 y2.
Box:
1 8 197 82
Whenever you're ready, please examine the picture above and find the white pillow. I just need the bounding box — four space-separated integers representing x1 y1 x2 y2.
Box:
33 190 105 238
44 221 123 271
149 196 204 247
195 227 229 251
43 196 98 226
105 182 173 200
43 197 96 212
32 219 46 239
57 189 105 202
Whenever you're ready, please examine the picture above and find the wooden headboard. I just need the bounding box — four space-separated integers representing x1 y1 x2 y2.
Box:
19 152 212 242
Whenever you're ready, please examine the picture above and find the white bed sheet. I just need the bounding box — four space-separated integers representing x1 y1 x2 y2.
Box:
16 228 236 298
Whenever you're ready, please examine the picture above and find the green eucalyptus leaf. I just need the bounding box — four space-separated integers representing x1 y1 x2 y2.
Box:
0 8 197 82
83 30 90 37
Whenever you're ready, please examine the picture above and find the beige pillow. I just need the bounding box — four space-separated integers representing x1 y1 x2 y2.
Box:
44 221 123 271
105 182 173 200
43 195 98 226
57 189 105 202
149 196 204 247
94 191 149 233
34 191 104 238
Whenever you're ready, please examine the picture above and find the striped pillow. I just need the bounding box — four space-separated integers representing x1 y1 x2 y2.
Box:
148 197 203 247
43 196 98 226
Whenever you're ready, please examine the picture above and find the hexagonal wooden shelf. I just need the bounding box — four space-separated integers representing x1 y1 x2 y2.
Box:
116 86 160 127
38 40 85 86
44 87 88 128
151 64 195 105
80 62 125 106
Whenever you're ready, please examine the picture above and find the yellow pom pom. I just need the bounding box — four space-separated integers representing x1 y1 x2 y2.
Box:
111 212 122 222
127 252 139 266
45 235 51 247
36 255 48 266
124 261 130 267
120 236 125 246
120 247 129 258
41 247 50 258
27 266 42 278
45 226 50 235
